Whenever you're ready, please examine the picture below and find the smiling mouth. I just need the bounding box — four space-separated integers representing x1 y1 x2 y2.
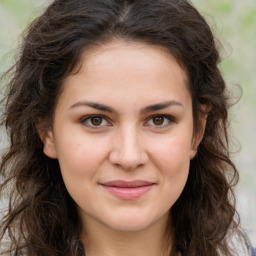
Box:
100 180 155 200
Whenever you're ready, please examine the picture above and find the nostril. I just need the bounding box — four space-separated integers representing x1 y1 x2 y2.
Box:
109 148 148 170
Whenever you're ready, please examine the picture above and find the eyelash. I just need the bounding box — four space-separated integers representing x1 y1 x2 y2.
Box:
80 115 110 128
145 114 176 128
80 114 175 129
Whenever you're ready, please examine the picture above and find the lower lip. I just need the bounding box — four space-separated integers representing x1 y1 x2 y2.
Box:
102 185 154 200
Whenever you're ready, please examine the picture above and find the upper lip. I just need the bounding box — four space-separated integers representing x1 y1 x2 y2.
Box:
100 180 155 188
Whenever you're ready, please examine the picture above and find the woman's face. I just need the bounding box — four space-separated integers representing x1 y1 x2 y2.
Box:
42 40 202 233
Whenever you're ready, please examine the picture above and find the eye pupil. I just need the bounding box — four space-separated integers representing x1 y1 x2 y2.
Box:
91 117 103 126
153 116 164 125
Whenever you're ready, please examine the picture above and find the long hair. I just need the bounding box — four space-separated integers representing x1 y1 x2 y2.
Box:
0 0 246 255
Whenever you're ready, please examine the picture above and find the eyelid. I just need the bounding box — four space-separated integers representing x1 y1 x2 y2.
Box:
80 114 176 129
144 114 176 128
80 114 111 128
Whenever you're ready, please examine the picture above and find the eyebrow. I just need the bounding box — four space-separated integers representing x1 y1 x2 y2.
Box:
69 100 183 114
140 100 184 114
70 101 116 113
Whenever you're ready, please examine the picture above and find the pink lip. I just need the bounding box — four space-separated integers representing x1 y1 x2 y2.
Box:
100 180 155 200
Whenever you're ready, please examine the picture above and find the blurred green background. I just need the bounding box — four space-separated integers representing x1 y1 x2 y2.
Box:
0 0 256 240
192 0 256 238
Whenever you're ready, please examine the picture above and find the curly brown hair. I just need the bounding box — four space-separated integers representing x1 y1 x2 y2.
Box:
0 0 247 255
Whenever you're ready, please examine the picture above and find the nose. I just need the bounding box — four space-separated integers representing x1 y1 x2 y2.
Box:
109 126 148 170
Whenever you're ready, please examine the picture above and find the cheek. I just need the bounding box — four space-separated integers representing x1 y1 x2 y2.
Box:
55 135 110 206
151 132 192 169
55 134 110 186
150 134 191 196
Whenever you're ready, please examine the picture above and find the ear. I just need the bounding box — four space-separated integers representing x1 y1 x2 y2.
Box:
36 121 57 159
190 105 209 159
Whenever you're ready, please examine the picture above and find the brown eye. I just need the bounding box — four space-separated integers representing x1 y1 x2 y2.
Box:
81 115 109 128
91 116 103 126
146 115 174 128
152 116 164 125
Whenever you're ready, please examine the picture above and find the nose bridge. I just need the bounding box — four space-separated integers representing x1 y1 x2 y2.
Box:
109 124 148 169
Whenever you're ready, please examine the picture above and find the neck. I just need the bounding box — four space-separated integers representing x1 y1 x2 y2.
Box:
80 214 173 256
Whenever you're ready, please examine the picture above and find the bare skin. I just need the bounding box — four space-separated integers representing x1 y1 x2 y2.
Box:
40 40 206 256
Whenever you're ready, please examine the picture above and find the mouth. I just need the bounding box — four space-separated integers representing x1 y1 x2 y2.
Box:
100 180 156 200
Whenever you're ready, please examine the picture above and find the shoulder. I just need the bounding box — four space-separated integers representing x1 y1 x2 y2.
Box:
227 229 256 256
245 230 256 256
235 230 256 256
249 245 256 256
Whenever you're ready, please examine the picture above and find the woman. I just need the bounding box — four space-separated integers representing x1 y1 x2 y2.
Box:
0 0 254 255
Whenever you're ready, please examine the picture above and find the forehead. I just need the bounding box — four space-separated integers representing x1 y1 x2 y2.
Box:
59 39 191 111
78 40 188 83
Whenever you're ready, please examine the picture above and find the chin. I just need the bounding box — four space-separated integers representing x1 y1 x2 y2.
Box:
103 213 163 233
107 221 151 232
